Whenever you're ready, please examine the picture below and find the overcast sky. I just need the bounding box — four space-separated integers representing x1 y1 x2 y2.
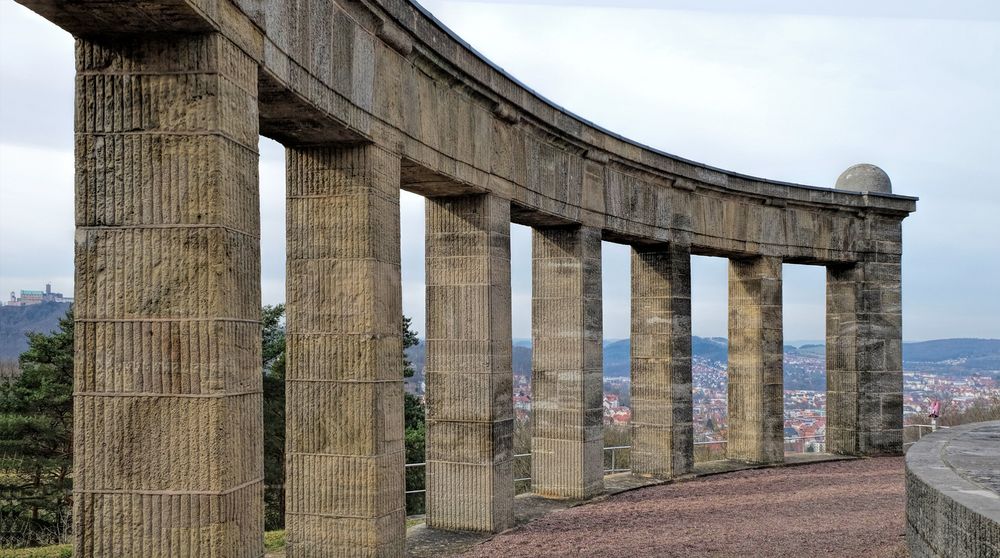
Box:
1 0 997 342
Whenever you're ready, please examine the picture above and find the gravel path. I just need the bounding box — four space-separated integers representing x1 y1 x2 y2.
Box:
463 457 907 558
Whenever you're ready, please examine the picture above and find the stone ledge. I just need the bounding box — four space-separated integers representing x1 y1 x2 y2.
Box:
906 421 1000 557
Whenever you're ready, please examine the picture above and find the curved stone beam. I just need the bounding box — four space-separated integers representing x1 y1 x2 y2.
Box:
20 0 915 262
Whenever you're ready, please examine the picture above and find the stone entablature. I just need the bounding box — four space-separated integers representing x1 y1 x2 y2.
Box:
13 1 917 556
24 0 914 262
907 422 1000 557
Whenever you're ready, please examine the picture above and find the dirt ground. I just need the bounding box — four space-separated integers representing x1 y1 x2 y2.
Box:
463 457 908 558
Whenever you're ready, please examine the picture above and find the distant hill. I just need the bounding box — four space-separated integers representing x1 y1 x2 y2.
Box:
3 302 995 380
604 339 630 376
693 337 729 364
902 338 1000 372
402 341 532 382
795 344 827 357
0 302 71 360
505 337 999 379
255 334 1000 380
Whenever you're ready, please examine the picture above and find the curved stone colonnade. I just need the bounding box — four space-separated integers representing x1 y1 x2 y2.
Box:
16 0 916 556
907 421 1000 557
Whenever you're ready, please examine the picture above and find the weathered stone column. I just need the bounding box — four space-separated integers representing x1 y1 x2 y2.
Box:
285 144 405 556
630 244 694 478
827 218 903 455
531 226 604 499
424 193 514 532
73 34 263 557
726 256 784 464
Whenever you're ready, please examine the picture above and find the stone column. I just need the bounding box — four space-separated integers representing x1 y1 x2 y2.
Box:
73 34 263 557
726 256 784 464
630 244 694 478
827 220 903 455
284 144 405 556
531 226 604 499
424 193 514 532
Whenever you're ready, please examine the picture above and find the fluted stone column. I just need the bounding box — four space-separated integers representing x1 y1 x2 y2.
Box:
424 193 514 532
73 34 263 557
531 226 604 499
827 220 903 455
726 256 784 464
630 244 694 478
284 144 405 556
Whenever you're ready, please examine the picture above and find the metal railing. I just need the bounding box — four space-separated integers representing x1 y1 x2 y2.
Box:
782 435 826 453
404 426 944 498
366 429 934 514
906 423 946 433
406 447 632 498
605 445 630 474
404 461 428 497
404 437 830 500
514 452 531 485
783 435 825 442
903 423 947 450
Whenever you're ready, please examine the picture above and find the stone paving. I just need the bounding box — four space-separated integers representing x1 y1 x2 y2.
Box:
407 453 859 557
459 457 906 558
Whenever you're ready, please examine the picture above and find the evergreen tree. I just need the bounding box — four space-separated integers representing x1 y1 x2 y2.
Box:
0 305 427 539
0 309 74 546
401 316 426 515
402 316 419 379
259 309 427 521
261 304 286 531
402 317 424 428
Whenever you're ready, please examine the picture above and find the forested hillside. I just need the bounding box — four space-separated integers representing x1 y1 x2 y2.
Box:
903 338 1000 372
0 303 70 360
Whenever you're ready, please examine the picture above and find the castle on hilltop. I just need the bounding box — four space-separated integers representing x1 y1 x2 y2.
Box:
6 283 72 307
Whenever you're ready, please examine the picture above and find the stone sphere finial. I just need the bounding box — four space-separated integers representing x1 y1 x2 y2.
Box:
835 163 892 194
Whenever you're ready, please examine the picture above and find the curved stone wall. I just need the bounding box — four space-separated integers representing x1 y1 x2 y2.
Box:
907 421 1000 557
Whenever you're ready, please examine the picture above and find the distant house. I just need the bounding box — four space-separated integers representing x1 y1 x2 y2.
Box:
513 395 532 411
6 283 72 306
611 408 631 425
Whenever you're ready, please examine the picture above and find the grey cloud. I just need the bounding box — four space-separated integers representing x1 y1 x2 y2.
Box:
436 0 1000 21
0 2 75 150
